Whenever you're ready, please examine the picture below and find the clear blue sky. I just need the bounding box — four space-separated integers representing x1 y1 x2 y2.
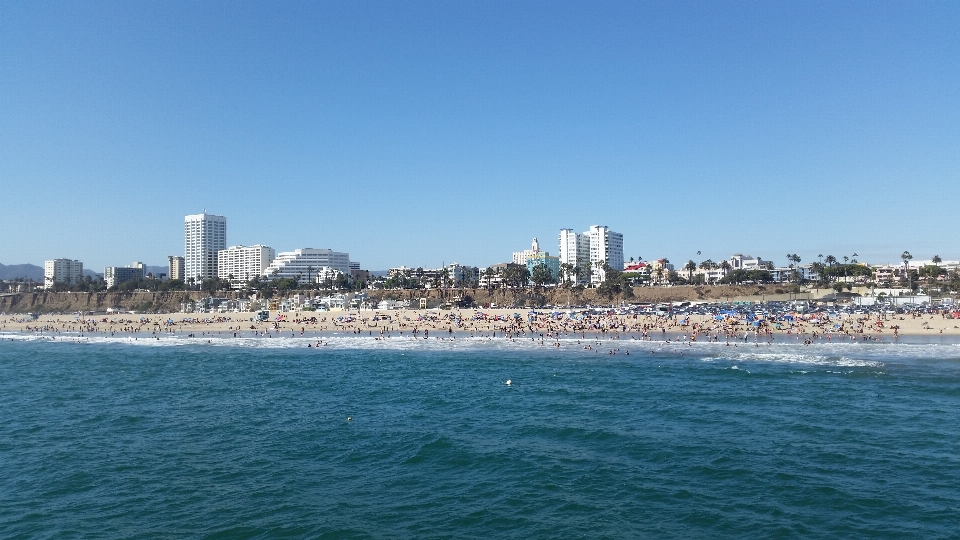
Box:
2 1 959 271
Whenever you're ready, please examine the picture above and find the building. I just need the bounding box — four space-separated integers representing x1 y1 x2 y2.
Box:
513 238 542 266
314 266 347 286
44 259 83 289
558 229 590 284
478 263 512 288
263 248 351 284
168 256 185 281
218 245 276 287
587 225 624 284
104 265 144 288
184 213 227 284
729 254 769 271
771 264 820 283
445 263 480 287
647 259 675 284
525 252 561 282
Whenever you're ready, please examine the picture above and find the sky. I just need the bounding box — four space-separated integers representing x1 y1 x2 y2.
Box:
2 1 959 271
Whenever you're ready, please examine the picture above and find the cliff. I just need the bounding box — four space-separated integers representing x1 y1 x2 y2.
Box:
0 284 807 314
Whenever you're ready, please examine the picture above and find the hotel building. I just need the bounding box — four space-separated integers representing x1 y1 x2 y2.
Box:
263 248 351 284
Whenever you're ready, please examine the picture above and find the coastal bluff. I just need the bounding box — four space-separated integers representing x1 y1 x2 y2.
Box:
0 285 806 314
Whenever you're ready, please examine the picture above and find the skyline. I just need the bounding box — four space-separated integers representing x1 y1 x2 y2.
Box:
2 1 959 270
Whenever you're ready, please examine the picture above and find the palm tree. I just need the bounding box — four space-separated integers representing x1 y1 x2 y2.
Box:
684 260 697 280
901 251 913 282
593 260 606 285
932 255 942 265
901 251 913 268
843 256 849 265
824 255 836 266
851 253 859 264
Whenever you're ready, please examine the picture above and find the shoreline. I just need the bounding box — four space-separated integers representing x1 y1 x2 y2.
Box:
4 308 960 340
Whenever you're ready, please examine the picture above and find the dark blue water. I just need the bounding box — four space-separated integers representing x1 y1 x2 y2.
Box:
2 337 960 539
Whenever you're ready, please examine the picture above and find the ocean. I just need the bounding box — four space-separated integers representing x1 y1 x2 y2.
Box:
2 335 960 538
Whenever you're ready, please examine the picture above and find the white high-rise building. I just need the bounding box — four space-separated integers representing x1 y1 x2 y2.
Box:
587 225 624 284
218 245 276 287
512 238 542 266
184 213 226 283
44 259 83 289
263 248 351 284
558 229 590 284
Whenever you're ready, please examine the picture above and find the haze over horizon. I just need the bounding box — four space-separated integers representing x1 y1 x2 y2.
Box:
2 1 959 271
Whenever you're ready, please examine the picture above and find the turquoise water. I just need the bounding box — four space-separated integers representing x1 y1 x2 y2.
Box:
2 336 960 538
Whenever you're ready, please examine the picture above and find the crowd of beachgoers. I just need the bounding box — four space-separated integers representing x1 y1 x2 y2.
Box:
5 305 960 352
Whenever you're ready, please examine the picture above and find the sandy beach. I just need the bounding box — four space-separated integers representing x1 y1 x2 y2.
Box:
4 307 960 341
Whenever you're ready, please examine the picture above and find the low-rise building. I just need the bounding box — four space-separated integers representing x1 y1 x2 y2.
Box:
104 264 144 288
479 263 511 288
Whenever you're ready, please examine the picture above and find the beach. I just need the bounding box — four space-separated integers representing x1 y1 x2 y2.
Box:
5 307 960 341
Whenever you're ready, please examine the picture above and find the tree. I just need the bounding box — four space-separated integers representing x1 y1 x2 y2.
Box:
559 262 575 286
501 264 530 288
684 260 697 280
901 251 913 267
531 264 556 287
483 267 496 291
933 255 942 265
824 255 836 266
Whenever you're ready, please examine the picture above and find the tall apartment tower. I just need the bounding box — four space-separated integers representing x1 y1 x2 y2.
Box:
184 213 226 283
218 245 276 287
168 256 185 281
44 259 84 289
558 229 590 284
587 225 624 284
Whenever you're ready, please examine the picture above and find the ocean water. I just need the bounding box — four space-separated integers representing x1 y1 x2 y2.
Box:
2 335 960 539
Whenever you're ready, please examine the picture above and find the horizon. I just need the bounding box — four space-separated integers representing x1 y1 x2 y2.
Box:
2 1 958 270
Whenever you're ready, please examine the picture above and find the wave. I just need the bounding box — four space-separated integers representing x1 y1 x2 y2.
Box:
7 330 960 369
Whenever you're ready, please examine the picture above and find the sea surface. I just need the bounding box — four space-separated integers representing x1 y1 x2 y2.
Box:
2 334 960 539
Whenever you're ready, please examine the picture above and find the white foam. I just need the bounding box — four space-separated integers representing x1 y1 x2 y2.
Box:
4 331 960 368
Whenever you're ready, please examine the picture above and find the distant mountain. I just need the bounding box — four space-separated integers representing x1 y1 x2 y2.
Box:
0 263 44 281
0 263 163 281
